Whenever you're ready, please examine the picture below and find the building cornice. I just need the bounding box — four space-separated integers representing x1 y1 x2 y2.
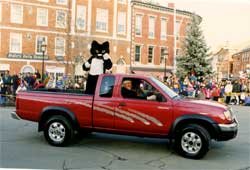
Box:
233 47 250 56
131 0 202 21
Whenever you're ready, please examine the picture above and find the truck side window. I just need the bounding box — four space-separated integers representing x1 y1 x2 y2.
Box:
99 76 115 98
121 78 163 101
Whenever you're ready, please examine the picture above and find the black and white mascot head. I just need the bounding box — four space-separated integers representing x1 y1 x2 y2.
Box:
83 40 113 94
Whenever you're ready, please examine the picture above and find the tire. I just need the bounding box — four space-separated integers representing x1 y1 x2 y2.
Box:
44 115 74 146
174 124 211 159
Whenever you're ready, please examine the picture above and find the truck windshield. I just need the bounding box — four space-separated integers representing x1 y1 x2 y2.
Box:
150 77 178 99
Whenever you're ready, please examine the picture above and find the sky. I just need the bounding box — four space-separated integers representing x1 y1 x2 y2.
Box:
158 0 250 52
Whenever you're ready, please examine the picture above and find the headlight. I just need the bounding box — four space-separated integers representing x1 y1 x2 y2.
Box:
223 110 232 121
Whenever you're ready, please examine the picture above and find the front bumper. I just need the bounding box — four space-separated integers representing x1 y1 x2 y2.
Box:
215 119 238 141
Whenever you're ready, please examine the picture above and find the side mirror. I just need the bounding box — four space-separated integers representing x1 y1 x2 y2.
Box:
156 93 166 102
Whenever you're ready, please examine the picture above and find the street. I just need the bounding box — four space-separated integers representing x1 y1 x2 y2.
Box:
0 106 250 170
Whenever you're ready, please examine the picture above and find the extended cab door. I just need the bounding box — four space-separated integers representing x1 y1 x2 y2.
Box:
114 77 173 135
92 75 116 130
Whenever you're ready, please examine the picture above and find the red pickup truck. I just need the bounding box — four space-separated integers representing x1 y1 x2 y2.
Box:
12 74 238 159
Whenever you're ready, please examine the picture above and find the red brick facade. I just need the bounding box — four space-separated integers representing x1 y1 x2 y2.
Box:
0 0 193 79
232 48 250 78
130 1 192 78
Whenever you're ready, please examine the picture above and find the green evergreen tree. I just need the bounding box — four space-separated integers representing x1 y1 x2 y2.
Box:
176 14 212 79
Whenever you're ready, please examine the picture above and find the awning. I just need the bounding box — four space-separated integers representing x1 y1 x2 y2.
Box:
46 66 65 73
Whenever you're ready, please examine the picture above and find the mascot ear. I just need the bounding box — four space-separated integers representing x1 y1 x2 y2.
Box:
90 40 99 55
102 41 110 54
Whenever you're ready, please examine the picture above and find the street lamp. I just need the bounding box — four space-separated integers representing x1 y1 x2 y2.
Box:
163 49 169 82
41 41 47 82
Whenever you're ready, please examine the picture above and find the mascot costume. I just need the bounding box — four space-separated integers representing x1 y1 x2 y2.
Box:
83 40 113 94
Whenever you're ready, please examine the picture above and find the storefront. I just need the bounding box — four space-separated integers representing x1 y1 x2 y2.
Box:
46 66 65 80
21 65 35 74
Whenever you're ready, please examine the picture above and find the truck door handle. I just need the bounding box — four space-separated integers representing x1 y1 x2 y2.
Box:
118 102 127 106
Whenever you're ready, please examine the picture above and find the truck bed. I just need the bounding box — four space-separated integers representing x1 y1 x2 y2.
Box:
16 90 94 128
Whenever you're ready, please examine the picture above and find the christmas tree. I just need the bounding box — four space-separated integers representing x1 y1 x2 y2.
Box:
176 14 212 80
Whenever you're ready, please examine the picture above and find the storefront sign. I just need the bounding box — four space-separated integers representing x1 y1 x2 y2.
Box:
7 53 49 60
0 64 10 71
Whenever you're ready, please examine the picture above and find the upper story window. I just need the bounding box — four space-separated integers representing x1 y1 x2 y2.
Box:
76 5 86 30
56 0 67 5
36 36 47 54
175 21 181 40
148 46 154 64
148 16 155 39
56 10 67 28
99 76 115 98
135 45 141 62
135 14 142 36
37 8 48 26
117 12 126 35
10 33 22 53
96 8 108 32
11 4 23 24
118 0 126 4
55 37 65 56
160 18 167 40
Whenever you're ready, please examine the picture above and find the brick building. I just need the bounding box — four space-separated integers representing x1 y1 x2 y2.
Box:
130 1 193 78
213 48 238 80
232 47 250 78
0 0 194 80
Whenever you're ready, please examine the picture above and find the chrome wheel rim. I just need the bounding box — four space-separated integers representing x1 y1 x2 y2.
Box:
181 132 202 154
48 122 66 142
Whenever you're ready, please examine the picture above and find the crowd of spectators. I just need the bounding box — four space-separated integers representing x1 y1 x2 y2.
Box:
164 73 250 106
1 70 250 106
0 70 87 105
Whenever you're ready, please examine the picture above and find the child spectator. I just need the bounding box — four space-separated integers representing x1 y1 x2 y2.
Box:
244 94 250 106
212 84 220 101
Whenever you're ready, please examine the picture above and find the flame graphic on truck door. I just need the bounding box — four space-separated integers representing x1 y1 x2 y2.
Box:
64 100 163 127
96 104 163 126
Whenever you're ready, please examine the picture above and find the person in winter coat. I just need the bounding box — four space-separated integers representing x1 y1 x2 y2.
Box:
244 94 250 106
212 83 221 101
224 81 233 104
232 80 241 105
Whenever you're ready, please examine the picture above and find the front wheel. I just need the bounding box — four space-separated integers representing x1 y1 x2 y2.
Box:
44 115 74 146
174 124 211 159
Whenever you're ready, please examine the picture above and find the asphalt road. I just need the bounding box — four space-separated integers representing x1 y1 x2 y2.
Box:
0 106 250 170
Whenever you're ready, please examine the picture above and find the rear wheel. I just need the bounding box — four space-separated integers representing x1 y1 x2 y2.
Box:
175 124 211 159
44 115 74 146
